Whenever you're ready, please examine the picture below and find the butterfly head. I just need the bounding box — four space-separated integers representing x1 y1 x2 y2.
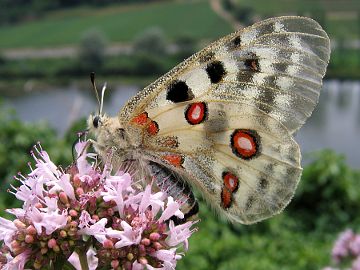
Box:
87 73 135 164
87 113 108 134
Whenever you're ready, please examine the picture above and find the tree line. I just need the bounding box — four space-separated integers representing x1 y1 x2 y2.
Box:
0 0 162 25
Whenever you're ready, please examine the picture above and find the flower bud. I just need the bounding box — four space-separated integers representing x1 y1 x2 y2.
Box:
26 225 37 235
127 253 134 261
149 232 160 241
17 233 25 241
59 230 67 238
53 244 60 252
76 187 84 196
25 234 34 244
59 192 69 204
70 221 78 228
47 238 57 248
111 260 119 268
73 174 81 187
103 239 114 249
69 209 78 217
141 238 151 246
153 242 163 250
40 247 48 254
14 219 26 229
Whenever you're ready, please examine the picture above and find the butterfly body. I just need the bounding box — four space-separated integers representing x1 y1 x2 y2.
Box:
89 16 330 224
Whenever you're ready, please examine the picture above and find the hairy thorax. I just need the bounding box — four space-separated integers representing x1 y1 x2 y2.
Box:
87 115 143 168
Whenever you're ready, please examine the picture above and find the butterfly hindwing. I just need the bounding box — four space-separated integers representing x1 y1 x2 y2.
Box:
118 16 330 224
141 101 301 224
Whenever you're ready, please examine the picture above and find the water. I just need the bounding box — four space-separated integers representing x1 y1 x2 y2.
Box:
3 80 360 168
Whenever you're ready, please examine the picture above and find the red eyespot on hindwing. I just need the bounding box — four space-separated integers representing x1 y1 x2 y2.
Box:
221 188 232 209
185 102 207 125
230 129 260 160
221 171 239 209
223 172 239 192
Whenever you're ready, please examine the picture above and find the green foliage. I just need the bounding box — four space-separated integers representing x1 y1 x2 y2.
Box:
174 34 198 61
177 197 334 270
0 101 71 210
133 27 168 57
77 29 108 71
0 1 231 49
222 0 255 24
0 0 160 25
289 150 360 231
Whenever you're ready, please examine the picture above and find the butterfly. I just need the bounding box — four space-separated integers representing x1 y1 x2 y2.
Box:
88 16 330 224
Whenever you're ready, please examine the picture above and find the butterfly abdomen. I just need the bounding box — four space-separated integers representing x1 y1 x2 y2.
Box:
148 161 199 224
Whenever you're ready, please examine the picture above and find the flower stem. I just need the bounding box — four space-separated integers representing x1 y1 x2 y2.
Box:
76 248 89 270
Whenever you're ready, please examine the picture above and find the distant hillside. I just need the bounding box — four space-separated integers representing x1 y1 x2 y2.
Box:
0 0 161 25
0 0 232 49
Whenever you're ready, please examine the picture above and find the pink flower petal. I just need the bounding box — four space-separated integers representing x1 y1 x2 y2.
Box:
158 197 184 223
68 247 98 270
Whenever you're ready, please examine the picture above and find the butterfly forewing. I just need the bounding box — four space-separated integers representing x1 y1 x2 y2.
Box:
116 16 330 224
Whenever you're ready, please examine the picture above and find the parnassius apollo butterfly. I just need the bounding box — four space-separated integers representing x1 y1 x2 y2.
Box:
88 16 330 224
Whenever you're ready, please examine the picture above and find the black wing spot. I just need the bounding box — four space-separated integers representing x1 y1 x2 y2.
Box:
245 195 255 211
166 80 194 103
233 36 241 47
244 58 260 72
206 60 227 83
259 178 268 190
257 89 276 114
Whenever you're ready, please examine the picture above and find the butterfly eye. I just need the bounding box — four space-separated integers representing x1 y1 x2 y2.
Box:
93 116 100 128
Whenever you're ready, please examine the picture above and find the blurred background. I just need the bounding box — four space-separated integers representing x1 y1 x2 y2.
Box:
0 0 359 269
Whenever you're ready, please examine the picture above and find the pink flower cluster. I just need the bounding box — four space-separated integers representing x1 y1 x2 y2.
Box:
0 142 197 270
324 229 360 270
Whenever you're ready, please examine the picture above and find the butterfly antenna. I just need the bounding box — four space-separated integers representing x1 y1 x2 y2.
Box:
99 82 107 115
90 72 101 114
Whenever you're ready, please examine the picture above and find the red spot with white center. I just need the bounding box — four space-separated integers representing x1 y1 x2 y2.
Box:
223 172 239 192
221 171 239 209
231 129 260 159
185 102 207 125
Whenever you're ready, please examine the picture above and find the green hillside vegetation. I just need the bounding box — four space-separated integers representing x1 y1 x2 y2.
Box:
227 0 360 39
0 1 232 49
